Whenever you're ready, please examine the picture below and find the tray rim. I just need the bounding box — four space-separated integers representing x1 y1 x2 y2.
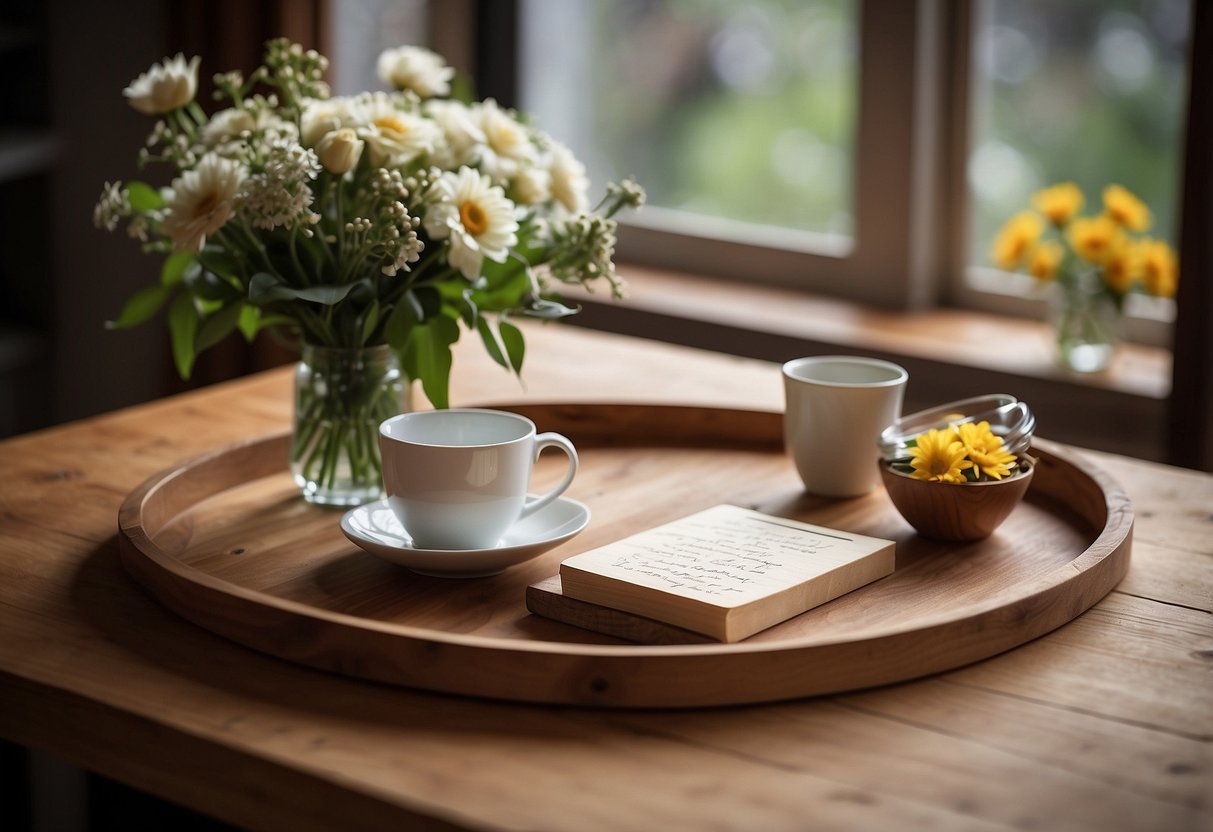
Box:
116 402 1133 706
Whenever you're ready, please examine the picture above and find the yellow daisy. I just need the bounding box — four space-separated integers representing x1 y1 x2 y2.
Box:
1103 184 1151 231
1102 235 1142 295
955 421 1018 480
1067 215 1121 264
908 428 973 484
1027 239 1064 281
992 211 1044 270
1139 238 1178 299
1032 183 1084 227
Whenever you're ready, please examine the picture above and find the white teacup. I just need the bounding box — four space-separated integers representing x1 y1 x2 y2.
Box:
783 356 908 498
379 409 578 550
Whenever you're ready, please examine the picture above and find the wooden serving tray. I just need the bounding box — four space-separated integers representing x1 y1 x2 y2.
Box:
117 403 1132 708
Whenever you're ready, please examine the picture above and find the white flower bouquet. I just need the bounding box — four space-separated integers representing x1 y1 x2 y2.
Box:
95 39 644 410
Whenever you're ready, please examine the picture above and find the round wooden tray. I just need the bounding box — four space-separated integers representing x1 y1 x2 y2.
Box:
117 403 1132 708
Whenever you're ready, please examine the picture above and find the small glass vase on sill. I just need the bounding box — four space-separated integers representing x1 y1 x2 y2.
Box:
291 343 407 507
1049 269 1119 374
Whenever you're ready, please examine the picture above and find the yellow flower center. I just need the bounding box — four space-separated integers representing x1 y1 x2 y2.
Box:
374 114 409 136
192 190 221 220
459 200 488 236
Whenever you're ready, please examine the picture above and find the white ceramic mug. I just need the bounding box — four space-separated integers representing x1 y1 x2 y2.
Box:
379 409 579 550
782 356 908 498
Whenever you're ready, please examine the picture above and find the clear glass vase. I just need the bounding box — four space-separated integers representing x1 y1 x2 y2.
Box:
1050 273 1119 373
290 343 407 507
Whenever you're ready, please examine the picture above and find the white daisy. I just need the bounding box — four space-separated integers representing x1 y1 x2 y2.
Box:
549 141 589 213
424 167 519 280
423 99 486 168
475 99 536 181
124 53 200 115
352 92 442 167
512 165 551 206
162 153 246 252
377 45 454 99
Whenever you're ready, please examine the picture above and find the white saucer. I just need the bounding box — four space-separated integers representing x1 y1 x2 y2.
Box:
340 496 590 578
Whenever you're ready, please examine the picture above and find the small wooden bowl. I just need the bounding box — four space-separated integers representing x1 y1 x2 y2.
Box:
879 463 1035 542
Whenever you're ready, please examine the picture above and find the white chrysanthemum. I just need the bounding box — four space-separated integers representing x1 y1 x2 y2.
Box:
475 99 536 181
162 153 246 252
202 108 256 145
424 167 519 280
423 99 485 168
512 165 551 205
377 45 454 99
300 95 355 146
124 53 200 115
549 141 589 213
352 92 442 167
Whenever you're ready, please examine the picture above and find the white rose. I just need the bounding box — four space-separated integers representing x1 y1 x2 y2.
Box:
124 53 200 115
316 128 364 174
376 46 454 99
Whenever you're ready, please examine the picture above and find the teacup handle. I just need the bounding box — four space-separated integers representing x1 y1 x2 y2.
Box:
521 432 579 518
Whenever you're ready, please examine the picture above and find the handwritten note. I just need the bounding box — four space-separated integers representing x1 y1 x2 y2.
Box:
564 505 883 608
557 505 897 641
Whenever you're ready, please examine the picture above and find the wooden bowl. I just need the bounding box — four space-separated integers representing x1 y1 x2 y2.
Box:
879 463 1035 542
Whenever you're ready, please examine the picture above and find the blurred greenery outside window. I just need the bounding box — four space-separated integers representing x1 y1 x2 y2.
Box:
520 0 857 249
328 1 1191 339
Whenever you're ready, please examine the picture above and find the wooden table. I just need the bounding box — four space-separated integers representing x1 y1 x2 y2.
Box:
1 323 1210 831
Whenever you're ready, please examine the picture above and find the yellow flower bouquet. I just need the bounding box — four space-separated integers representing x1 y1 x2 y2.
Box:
993 183 1178 372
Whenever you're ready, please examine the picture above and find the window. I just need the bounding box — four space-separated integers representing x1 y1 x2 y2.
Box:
329 1 1193 328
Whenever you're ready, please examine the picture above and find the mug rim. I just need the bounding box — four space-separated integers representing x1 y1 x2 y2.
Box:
379 408 537 448
782 355 908 388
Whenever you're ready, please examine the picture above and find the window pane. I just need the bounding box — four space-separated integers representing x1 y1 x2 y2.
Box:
520 0 858 243
328 0 431 95
967 0 1190 278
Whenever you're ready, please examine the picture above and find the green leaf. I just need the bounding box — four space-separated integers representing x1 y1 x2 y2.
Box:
106 284 171 330
519 298 579 319
382 295 421 350
160 251 196 287
167 293 199 379
475 316 508 369
185 267 241 302
126 181 163 212
237 305 294 341
248 272 360 306
238 305 261 342
499 320 525 375
449 72 476 105
359 299 380 346
404 316 460 409
195 302 243 352
472 264 533 311
197 245 241 280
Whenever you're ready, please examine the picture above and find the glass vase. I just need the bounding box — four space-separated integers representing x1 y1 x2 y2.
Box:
290 343 406 507
1050 274 1119 374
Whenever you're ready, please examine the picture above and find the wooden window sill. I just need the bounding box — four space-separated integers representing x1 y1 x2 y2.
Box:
561 266 1173 462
